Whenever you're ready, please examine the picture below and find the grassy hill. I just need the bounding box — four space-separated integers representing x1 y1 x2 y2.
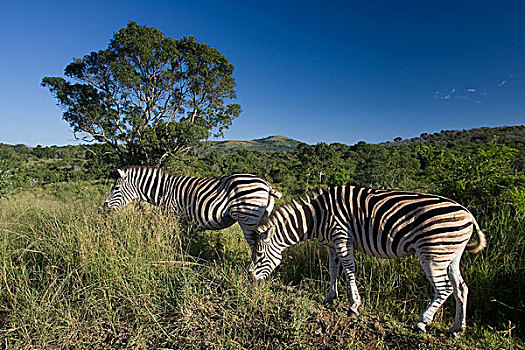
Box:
207 135 303 152
205 126 525 153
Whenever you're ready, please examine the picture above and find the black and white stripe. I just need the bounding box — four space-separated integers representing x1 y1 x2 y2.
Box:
249 186 486 336
104 166 282 250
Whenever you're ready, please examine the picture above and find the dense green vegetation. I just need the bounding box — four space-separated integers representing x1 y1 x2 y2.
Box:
1 125 524 348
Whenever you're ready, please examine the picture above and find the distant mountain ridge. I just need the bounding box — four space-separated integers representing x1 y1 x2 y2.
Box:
206 126 525 153
385 125 525 146
2 126 524 154
207 126 525 153
206 135 304 152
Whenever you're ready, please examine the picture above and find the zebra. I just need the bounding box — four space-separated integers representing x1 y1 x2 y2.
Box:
104 166 282 251
249 186 486 336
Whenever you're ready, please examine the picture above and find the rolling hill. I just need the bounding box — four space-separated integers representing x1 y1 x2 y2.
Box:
206 135 303 153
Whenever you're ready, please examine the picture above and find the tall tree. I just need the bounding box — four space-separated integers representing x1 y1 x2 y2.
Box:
42 21 241 165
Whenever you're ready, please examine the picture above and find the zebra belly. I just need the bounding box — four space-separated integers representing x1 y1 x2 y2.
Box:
201 215 236 230
168 203 236 230
338 224 414 259
353 243 415 259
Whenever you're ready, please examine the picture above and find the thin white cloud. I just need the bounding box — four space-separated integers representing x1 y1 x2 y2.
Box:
434 88 457 101
435 74 515 104
434 86 489 103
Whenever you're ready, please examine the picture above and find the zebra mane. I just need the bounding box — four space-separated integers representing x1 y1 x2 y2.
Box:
121 166 173 177
122 165 164 172
260 188 327 232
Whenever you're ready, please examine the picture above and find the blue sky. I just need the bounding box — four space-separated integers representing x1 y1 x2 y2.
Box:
0 0 523 146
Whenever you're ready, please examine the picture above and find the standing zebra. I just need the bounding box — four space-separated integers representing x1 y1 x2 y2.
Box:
104 166 282 250
249 186 486 336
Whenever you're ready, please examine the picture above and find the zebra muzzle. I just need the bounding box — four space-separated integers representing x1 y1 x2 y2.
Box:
103 202 112 213
248 265 265 285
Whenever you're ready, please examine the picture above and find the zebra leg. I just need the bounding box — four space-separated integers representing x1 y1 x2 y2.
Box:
264 196 275 223
414 257 454 333
232 209 268 253
447 253 468 336
239 225 256 253
325 246 340 305
334 238 361 320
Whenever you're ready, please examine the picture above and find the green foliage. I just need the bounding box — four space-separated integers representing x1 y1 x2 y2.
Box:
507 186 525 218
391 125 525 148
0 147 22 197
351 142 420 190
42 21 241 166
418 140 525 213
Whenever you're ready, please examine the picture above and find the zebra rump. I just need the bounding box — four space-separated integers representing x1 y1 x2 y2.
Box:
249 186 486 336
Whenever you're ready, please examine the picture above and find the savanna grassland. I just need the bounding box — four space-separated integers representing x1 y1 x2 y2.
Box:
1 126 524 349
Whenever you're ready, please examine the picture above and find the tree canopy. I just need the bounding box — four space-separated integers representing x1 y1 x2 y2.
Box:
42 21 241 165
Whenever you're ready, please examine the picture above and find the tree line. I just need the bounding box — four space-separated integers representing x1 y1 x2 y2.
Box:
1 126 524 217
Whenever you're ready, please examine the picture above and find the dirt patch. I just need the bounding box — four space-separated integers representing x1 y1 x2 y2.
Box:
300 305 456 349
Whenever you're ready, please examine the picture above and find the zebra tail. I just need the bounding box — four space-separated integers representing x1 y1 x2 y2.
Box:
466 221 487 254
269 187 282 199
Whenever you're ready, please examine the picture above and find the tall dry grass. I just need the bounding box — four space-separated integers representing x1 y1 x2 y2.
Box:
0 182 522 349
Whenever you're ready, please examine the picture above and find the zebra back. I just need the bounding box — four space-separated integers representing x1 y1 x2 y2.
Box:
255 186 485 259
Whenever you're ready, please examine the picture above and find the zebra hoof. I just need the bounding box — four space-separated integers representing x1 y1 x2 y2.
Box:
324 295 336 306
447 325 465 338
448 331 460 338
414 321 426 333
347 310 359 321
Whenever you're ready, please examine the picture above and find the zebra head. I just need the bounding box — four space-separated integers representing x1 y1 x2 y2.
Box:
104 168 140 211
249 225 283 283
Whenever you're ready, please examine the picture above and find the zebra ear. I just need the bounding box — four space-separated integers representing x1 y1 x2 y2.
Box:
299 197 308 205
259 226 275 242
266 226 276 240
116 168 127 179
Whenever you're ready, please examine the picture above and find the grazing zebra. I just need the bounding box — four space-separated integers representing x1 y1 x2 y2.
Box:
249 186 486 336
104 166 282 250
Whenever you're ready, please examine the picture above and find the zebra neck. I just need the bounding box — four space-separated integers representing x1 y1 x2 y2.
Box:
269 228 299 255
132 167 172 206
296 202 318 241
270 203 315 248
